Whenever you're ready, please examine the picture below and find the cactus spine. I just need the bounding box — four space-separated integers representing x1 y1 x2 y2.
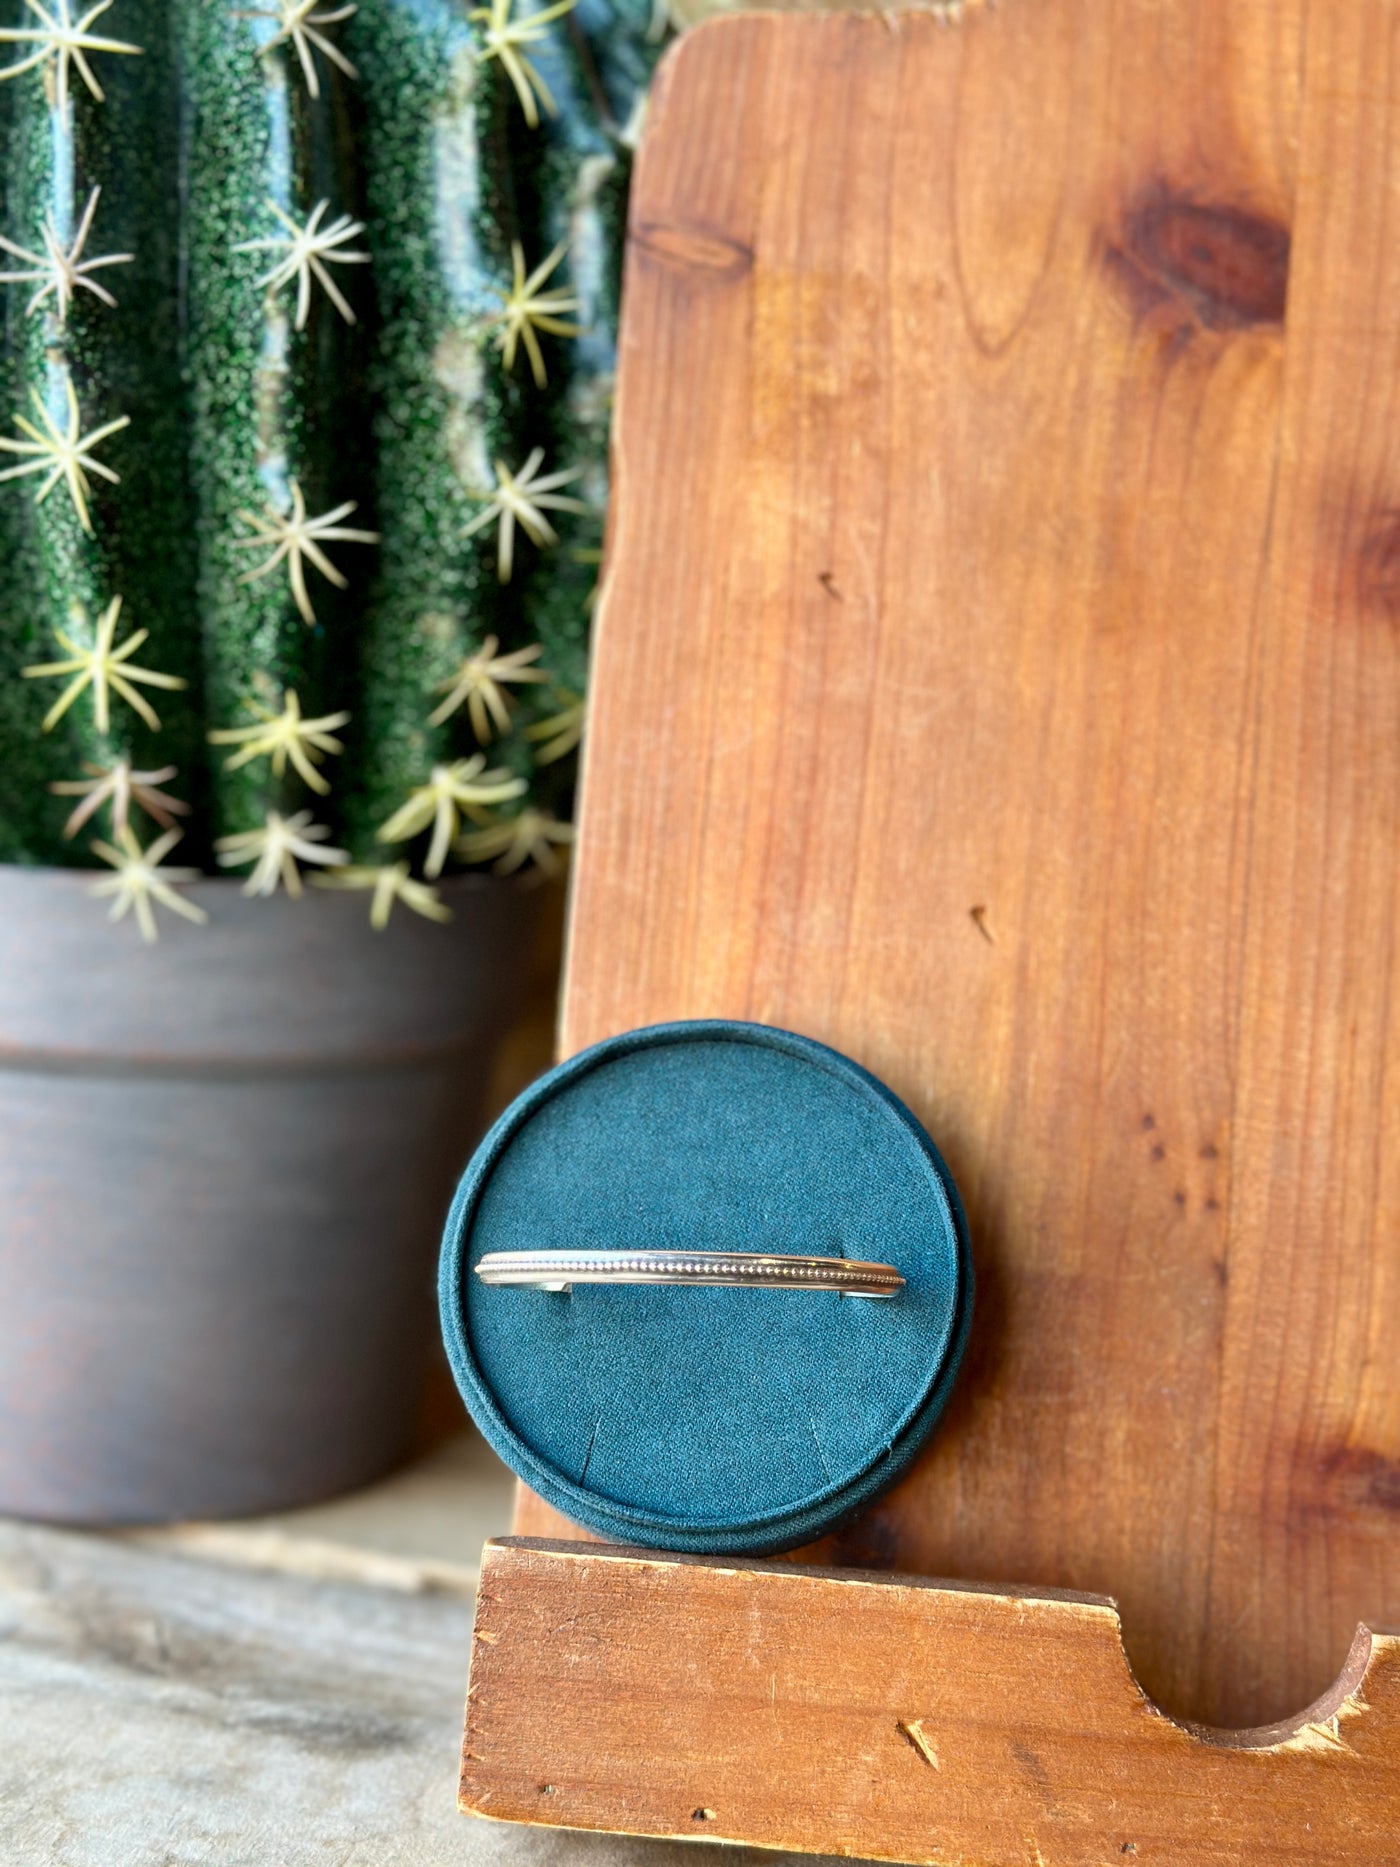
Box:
0 0 665 926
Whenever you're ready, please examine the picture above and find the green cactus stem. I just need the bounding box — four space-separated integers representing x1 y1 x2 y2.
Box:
0 0 200 864
0 0 670 904
182 0 373 844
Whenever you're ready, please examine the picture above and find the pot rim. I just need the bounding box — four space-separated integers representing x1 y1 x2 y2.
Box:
0 863 546 1067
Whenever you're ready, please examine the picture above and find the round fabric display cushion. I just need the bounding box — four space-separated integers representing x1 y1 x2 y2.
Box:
438 1020 973 1555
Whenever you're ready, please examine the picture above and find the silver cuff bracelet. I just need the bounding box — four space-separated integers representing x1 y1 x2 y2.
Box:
474 1249 905 1299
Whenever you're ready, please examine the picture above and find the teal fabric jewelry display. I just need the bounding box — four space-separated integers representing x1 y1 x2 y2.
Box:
438 1020 973 1554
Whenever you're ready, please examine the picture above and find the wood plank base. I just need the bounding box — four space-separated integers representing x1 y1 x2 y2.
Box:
464 1540 1400 1865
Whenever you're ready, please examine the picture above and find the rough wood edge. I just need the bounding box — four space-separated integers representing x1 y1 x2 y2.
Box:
472 1538 1387 1753
461 1540 1400 1864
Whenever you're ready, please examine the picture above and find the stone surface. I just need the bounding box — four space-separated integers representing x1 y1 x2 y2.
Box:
126 1429 516 1596
0 1519 871 1867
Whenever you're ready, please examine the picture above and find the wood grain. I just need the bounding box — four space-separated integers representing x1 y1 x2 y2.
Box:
486 2 1400 1845
507 0 1400 1741
465 1538 1400 1865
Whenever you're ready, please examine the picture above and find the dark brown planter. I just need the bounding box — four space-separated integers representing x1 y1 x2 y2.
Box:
0 867 536 1523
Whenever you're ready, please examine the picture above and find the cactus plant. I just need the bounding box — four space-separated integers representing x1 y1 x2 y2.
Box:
0 0 666 930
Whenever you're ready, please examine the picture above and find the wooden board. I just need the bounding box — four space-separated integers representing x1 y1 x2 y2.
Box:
515 0 1400 1734
478 2 1400 1854
466 1538 1400 1865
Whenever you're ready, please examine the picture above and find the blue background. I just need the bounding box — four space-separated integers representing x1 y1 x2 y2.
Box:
440 1021 973 1553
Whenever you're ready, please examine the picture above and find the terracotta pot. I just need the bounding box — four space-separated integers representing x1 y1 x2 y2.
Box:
0 868 535 1523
